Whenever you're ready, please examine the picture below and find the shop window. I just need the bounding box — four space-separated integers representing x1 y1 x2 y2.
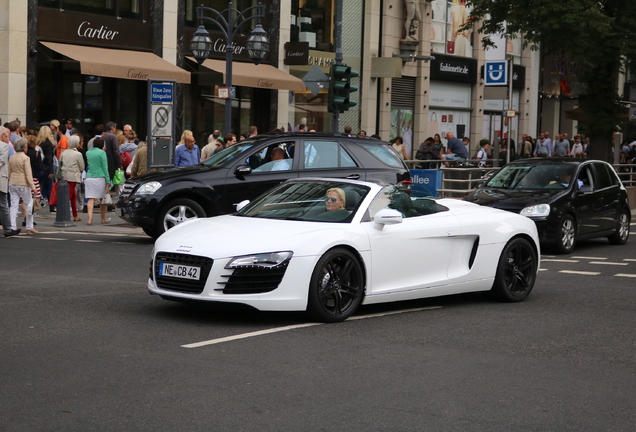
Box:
38 0 148 20
290 0 334 51
185 0 262 30
430 0 473 57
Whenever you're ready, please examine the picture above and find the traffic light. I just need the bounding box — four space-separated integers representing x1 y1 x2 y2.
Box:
328 64 359 113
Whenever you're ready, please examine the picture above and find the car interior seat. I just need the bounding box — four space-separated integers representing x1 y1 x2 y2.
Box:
388 191 417 217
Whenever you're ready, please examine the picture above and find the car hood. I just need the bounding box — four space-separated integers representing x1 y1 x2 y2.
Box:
132 164 223 183
154 214 367 259
464 187 565 212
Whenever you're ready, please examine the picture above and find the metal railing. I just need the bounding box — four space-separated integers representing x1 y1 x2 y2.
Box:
614 164 636 187
405 159 501 198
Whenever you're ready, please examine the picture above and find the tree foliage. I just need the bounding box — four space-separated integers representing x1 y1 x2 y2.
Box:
466 0 636 160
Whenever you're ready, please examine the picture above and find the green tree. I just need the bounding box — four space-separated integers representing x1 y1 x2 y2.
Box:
466 0 636 161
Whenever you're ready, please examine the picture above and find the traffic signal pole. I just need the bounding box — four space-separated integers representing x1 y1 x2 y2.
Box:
331 0 343 133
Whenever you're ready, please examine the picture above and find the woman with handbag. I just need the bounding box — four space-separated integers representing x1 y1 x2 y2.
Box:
36 126 55 212
59 135 85 222
84 137 111 225
7 138 37 234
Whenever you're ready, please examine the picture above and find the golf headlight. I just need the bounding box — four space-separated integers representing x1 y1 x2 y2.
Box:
136 181 162 195
521 203 551 217
226 251 293 269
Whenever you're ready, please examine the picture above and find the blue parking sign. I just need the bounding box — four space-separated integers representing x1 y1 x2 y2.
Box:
485 61 508 86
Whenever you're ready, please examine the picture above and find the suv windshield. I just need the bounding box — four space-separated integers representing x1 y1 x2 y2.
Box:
238 181 370 223
201 137 267 167
487 163 577 189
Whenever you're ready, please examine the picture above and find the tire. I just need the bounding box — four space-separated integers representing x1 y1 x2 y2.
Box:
156 198 206 236
306 248 364 323
608 209 630 245
142 226 158 239
554 214 576 254
489 237 538 302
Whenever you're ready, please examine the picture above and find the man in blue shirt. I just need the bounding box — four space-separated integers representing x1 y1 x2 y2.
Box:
175 134 200 167
444 132 468 162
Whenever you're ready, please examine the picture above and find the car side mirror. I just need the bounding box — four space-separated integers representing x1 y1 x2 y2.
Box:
235 200 250 211
234 165 252 177
373 208 403 230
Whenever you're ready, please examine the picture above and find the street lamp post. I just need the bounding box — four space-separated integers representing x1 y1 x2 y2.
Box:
189 2 270 134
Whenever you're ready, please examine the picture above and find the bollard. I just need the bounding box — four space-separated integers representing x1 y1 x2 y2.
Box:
53 180 76 227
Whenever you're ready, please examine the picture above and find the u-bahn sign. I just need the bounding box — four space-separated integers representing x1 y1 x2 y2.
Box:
147 80 176 168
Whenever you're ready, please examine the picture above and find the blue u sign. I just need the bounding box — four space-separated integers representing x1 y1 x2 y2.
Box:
485 61 508 86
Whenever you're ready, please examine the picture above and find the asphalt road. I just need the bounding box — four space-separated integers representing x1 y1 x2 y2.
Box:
1 226 635 431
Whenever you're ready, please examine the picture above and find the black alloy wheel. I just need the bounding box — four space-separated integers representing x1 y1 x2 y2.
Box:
554 214 576 254
608 210 630 245
489 237 538 302
307 248 364 323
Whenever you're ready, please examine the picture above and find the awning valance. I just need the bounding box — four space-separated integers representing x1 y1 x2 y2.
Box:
41 42 191 84
195 58 306 92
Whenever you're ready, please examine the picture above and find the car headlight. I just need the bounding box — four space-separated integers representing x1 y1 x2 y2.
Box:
226 251 293 269
136 181 162 195
521 203 551 217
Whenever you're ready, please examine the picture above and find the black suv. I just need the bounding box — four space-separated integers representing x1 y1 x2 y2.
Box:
116 133 411 237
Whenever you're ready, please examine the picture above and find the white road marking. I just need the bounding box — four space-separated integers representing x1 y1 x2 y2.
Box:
539 268 549 271
571 256 607 260
38 237 66 241
559 270 601 276
615 273 636 278
182 306 442 348
624 259 636 262
541 255 556 258
589 261 628 266
542 259 580 263
76 239 102 243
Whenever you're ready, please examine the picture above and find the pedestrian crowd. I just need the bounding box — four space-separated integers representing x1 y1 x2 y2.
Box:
413 131 591 169
0 117 148 237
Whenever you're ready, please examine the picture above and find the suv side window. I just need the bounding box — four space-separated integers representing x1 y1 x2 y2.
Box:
359 143 404 168
304 140 359 169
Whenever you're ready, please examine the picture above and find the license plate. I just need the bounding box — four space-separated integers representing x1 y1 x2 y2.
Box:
115 207 123 217
158 262 200 280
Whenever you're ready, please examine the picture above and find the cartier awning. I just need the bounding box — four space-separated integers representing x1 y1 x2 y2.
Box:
195 58 306 91
41 42 191 84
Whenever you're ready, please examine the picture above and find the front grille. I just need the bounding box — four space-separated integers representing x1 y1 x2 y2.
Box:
120 182 136 200
154 252 214 294
217 262 289 294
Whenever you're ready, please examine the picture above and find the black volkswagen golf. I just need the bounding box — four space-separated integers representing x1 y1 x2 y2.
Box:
116 133 411 238
464 158 631 253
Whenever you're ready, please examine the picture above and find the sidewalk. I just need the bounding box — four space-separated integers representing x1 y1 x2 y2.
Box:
30 206 147 237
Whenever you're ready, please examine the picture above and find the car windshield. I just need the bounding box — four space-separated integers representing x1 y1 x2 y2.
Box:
487 163 577 190
201 137 268 167
237 181 370 223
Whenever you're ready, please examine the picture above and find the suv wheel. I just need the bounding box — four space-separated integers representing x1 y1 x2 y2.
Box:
157 198 206 236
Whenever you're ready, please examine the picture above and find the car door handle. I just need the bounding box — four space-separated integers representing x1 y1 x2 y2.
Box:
346 174 361 180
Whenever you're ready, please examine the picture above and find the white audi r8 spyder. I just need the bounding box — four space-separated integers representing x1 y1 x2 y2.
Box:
149 179 541 322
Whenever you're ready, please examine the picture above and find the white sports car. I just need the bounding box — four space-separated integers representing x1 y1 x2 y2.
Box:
149 178 540 322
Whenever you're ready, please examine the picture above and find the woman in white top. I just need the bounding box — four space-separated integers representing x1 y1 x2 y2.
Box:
392 136 408 160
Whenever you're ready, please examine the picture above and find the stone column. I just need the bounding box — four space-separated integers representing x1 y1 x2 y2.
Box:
0 0 28 125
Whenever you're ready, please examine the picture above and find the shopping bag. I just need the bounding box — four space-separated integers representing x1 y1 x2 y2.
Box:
456 113 466 138
429 112 439 137
112 169 125 185
49 182 58 206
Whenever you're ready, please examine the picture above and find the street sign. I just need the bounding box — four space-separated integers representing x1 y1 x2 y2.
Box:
302 65 329 96
506 109 517 118
485 60 508 86
147 79 176 168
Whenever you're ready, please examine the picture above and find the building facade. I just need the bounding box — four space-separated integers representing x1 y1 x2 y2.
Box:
0 0 558 158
